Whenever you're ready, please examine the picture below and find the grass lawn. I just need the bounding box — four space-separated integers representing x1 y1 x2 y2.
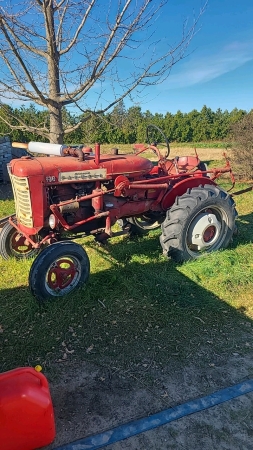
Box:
0 145 253 380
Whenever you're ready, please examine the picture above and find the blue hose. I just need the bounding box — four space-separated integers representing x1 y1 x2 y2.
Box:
54 379 253 450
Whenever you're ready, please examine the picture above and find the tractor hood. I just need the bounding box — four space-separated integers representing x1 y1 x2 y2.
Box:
9 153 154 183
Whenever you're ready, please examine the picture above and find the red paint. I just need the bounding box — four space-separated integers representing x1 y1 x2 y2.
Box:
161 177 216 210
0 367 55 450
48 258 77 290
8 142 233 241
203 226 216 242
92 188 104 213
10 153 153 182
95 142 100 165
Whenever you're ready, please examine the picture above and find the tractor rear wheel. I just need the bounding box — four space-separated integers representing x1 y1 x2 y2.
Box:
29 241 90 303
160 185 237 262
0 220 40 260
128 214 164 234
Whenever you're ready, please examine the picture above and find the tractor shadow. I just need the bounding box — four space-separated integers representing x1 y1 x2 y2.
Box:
233 212 253 246
1 227 253 376
87 230 253 362
1 186 253 386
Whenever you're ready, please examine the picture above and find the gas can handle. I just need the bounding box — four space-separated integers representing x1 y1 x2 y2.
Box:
0 367 49 389
30 367 49 389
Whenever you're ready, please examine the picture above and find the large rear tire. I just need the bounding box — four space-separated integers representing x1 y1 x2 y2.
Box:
0 220 40 260
29 241 90 303
160 185 237 262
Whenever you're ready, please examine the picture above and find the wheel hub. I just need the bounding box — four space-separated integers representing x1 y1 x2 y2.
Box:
188 212 221 250
47 258 80 293
11 233 34 255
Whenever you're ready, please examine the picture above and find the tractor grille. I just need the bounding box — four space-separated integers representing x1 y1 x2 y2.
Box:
8 172 33 228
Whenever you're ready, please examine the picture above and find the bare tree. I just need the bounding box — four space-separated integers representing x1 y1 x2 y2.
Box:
0 0 207 143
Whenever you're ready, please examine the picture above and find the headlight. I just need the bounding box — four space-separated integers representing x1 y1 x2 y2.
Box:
49 214 59 229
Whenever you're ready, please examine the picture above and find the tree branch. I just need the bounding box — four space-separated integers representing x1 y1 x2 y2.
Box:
0 104 49 139
0 15 48 105
59 0 96 55
0 12 47 58
60 0 153 102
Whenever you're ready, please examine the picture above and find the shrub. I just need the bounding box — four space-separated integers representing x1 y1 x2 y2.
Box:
231 112 253 180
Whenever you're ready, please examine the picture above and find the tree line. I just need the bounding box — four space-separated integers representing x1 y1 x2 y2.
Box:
0 102 250 145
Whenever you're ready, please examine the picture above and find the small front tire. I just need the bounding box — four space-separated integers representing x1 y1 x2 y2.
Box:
29 241 90 303
0 220 40 260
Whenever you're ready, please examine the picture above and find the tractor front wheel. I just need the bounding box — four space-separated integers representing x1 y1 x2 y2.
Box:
29 241 90 303
0 220 40 260
160 185 237 262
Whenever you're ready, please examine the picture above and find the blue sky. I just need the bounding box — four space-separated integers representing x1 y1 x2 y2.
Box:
125 0 253 114
1 0 252 116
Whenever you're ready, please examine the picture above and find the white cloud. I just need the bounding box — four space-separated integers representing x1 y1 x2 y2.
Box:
164 41 253 89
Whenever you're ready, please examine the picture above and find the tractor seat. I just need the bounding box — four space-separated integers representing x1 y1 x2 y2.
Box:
174 155 201 171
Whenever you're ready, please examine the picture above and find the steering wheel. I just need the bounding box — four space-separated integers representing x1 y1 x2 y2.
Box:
146 124 170 158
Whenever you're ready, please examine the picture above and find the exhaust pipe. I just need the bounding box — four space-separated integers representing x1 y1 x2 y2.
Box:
12 141 67 156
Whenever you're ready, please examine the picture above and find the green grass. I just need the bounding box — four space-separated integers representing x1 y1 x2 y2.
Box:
171 141 232 149
0 199 15 217
100 142 232 151
0 156 253 383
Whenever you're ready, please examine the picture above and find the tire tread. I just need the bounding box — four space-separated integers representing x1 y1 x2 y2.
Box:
160 185 237 262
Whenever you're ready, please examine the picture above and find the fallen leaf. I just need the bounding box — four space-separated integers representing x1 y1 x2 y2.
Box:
86 344 94 354
194 316 205 324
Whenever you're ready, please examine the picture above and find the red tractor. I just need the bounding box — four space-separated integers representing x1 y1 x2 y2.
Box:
0 126 237 302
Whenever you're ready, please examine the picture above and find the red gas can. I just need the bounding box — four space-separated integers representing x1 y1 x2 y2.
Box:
0 367 56 450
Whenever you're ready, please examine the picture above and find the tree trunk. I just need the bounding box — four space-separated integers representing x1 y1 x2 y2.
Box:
44 1 63 144
49 105 64 144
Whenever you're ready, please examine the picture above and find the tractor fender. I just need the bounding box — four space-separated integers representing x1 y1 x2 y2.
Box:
161 176 216 211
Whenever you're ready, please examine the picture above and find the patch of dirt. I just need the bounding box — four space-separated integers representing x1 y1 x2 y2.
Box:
43 352 253 450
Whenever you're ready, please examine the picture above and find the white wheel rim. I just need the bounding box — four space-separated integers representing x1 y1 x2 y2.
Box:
186 207 228 254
